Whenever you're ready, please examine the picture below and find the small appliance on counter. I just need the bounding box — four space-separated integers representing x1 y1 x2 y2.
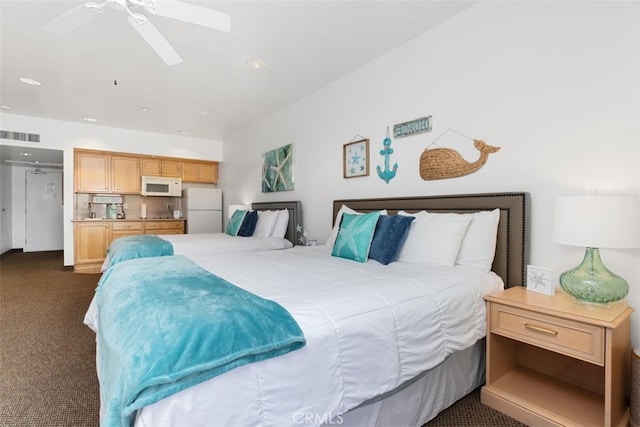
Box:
106 204 118 219
116 205 126 219
91 195 123 219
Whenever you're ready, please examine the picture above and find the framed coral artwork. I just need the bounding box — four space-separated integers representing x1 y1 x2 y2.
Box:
343 138 369 178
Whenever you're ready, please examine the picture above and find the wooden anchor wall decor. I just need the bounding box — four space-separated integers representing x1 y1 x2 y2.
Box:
419 130 500 180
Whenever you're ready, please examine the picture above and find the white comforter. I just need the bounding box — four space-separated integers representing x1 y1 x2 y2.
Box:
86 245 503 427
101 233 292 271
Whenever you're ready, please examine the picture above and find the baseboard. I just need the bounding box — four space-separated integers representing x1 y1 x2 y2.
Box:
1 248 23 258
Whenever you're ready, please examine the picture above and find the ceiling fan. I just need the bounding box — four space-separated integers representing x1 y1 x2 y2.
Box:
43 0 231 65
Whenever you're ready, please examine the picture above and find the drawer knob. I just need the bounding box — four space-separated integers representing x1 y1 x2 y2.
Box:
524 323 558 335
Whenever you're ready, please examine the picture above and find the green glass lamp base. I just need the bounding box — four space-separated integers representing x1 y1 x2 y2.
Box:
559 247 629 305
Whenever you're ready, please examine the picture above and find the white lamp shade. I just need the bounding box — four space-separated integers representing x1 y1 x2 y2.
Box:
552 195 640 249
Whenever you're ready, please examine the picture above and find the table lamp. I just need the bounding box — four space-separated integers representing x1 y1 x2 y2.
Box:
552 195 639 304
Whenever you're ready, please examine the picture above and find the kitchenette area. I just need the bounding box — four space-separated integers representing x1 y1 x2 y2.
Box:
72 148 221 273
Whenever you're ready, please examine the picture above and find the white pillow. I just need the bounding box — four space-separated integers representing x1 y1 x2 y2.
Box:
253 210 279 238
456 209 500 271
325 205 387 249
271 209 290 239
397 211 472 266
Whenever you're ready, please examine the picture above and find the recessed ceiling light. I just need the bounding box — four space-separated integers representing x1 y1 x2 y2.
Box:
19 77 42 86
141 107 149 112
83 117 98 122
0 105 12 110
19 152 33 157
178 130 190 136
198 110 211 116
247 58 267 69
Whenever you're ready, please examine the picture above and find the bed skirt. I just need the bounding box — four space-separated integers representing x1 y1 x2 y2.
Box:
325 339 485 427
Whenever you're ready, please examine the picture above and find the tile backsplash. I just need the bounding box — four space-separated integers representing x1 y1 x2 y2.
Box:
75 194 182 219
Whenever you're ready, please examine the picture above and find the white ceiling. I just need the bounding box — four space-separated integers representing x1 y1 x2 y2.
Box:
0 0 476 166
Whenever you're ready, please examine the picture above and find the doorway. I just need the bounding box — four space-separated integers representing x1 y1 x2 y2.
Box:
24 169 63 252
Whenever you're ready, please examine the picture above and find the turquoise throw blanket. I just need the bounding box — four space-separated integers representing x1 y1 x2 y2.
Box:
105 235 174 269
96 256 306 427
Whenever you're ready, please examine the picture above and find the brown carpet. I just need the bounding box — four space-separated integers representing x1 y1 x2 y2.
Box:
0 250 525 427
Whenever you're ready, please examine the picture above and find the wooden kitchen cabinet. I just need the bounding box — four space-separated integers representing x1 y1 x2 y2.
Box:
181 160 218 183
75 148 219 193
111 155 141 194
74 222 110 273
73 219 185 273
144 220 184 235
141 158 181 177
75 150 109 193
110 221 143 243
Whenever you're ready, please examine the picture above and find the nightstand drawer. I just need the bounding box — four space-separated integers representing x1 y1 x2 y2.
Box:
490 303 604 365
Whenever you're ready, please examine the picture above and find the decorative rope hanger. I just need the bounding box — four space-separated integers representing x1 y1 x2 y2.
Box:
419 128 500 180
423 128 475 150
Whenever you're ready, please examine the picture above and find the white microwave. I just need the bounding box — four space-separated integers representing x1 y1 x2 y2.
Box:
141 176 182 196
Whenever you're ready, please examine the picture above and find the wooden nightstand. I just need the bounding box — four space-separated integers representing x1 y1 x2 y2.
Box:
481 286 633 427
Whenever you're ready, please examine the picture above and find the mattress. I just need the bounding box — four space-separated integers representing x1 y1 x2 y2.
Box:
101 233 293 271
86 245 503 426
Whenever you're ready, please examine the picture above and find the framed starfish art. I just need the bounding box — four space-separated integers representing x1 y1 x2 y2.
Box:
343 138 369 178
262 144 294 192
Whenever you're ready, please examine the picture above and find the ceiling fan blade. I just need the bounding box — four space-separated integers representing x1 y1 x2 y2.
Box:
151 0 231 32
43 2 103 34
129 16 183 65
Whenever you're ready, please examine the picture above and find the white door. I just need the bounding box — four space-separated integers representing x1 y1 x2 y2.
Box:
25 170 63 252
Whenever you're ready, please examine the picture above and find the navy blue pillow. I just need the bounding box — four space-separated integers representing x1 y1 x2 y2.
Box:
238 210 258 237
368 214 415 265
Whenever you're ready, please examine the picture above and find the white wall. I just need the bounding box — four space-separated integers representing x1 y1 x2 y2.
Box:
221 2 640 344
0 113 223 265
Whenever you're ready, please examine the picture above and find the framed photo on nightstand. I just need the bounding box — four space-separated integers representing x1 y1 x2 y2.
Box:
526 265 554 296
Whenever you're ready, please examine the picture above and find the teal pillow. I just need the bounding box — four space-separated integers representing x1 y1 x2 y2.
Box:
226 210 247 236
331 212 381 262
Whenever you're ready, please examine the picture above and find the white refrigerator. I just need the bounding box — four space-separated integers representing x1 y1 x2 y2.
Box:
182 188 222 233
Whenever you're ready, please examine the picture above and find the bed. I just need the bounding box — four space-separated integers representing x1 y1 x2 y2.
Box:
85 192 529 427
100 200 302 271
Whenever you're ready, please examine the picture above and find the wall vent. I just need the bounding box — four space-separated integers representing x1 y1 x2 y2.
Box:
0 130 41 142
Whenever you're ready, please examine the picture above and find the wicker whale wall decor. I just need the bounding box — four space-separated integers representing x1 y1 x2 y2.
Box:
419 139 500 180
